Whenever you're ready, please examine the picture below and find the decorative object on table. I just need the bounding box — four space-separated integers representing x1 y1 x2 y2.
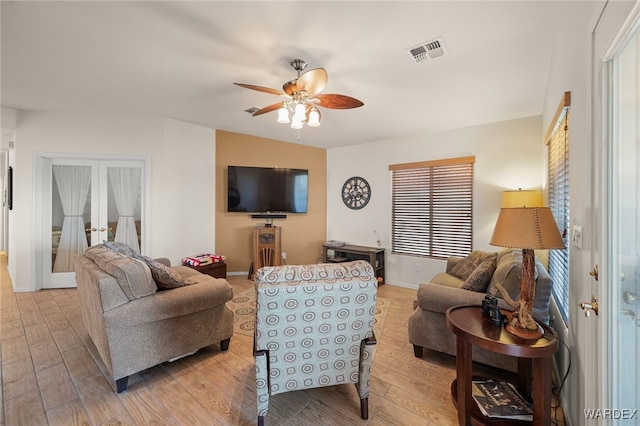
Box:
374 229 382 248
182 253 226 267
481 295 503 327
490 206 565 339
234 59 363 133
342 176 371 210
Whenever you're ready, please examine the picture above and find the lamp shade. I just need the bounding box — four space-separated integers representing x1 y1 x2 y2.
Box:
501 189 543 208
490 207 565 249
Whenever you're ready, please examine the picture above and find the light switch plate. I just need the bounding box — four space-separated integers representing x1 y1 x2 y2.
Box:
572 225 583 249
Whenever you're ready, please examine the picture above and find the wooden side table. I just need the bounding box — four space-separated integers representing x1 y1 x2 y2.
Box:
184 261 227 279
446 305 558 426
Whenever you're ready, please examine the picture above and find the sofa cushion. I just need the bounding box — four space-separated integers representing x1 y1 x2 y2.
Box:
84 245 156 300
430 272 464 289
461 254 498 292
103 240 138 256
449 250 496 280
133 253 197 290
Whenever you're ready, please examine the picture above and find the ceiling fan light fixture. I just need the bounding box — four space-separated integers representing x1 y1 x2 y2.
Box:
290 116 303 129
293 103 306 121
307 107 320 127
234 58 363 136
277 105 290 123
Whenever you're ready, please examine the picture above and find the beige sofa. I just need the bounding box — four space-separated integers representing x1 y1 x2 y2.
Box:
75 244 234 392
408 248 552 371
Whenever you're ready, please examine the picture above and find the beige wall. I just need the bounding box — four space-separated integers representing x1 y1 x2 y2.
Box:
215 130 327 273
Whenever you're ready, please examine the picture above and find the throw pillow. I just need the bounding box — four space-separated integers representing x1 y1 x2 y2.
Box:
461 254 498 292
103 240 137 257
449 250 496 281
133 253 196 290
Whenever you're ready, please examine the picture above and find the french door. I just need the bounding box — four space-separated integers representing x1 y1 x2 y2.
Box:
41 157 146 288
605 12 640 422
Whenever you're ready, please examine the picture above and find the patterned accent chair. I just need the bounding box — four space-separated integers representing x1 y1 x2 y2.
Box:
254 260 378 425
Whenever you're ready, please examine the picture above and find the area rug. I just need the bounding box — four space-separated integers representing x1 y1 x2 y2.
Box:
226 289 390 339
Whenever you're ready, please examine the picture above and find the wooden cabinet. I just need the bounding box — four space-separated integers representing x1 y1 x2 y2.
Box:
252 226 281 279
322 243 385 284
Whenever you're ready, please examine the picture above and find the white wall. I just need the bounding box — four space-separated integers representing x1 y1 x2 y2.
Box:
327 115 543 289
9 110 216 291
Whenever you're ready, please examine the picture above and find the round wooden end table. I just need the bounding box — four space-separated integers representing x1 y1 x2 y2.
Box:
446 305 559 426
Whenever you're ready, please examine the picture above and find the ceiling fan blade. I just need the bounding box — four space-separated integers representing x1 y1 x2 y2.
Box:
314 94 364 109
234 83 286 96
252 103 283 116
296 68 328 97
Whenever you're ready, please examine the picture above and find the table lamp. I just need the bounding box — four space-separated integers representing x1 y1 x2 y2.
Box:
490 206 565 339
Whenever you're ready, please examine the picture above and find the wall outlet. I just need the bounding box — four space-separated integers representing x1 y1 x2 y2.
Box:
282 252 287 260
415 263 421 272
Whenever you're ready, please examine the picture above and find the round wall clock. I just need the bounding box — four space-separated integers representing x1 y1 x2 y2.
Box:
341 176 371 210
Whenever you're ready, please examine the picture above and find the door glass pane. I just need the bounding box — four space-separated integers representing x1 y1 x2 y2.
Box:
51 165 92 272
612 26 640 415
106 167 142 253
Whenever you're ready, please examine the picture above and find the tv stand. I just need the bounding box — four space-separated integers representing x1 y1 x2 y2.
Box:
322 243 385 284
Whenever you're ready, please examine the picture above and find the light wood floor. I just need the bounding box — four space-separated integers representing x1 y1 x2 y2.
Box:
0 254 565 425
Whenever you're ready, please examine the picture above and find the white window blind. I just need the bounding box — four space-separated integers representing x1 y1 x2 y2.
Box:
390 156 474 259
547 94 570 324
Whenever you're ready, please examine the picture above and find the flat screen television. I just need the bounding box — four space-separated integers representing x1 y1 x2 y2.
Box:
227 166 308 213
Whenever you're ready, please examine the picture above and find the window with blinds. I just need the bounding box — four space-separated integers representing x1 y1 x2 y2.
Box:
547 93 570 324
389 156 475 259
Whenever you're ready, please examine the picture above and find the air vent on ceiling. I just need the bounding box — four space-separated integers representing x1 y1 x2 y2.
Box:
245 107 260 114
407 37 448 64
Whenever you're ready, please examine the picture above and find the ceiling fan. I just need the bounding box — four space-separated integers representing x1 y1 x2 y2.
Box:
234 59 363 129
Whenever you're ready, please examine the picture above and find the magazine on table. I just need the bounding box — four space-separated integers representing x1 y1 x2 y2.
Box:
471 379 533 421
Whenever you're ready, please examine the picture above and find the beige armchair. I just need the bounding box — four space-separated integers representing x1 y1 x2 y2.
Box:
253 260 378 425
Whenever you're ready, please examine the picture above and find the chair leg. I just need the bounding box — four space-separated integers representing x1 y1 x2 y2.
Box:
360 396 369 419
116 376 129 393
220 337 231 352
257 415 265 426
413 344 423 358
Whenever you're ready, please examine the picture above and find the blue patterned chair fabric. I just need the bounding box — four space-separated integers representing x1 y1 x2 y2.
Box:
253 260 378 425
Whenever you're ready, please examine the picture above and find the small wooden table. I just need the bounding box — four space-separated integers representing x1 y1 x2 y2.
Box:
446 305 558 425
184 261 227 279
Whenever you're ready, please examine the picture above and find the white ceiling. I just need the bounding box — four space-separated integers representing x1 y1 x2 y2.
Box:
1 1 598 149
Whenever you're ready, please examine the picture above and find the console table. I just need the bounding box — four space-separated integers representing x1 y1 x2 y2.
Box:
446 305 558 425
321 243 385 284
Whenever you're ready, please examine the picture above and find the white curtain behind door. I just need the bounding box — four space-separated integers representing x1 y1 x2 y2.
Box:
53 165 91 272
108 167 141 253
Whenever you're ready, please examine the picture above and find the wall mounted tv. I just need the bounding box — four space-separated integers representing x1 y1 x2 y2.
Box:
227 166 308 213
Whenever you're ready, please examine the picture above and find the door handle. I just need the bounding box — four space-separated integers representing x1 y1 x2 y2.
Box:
579 296 599 317
84 227 107 232
589 265 598 281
